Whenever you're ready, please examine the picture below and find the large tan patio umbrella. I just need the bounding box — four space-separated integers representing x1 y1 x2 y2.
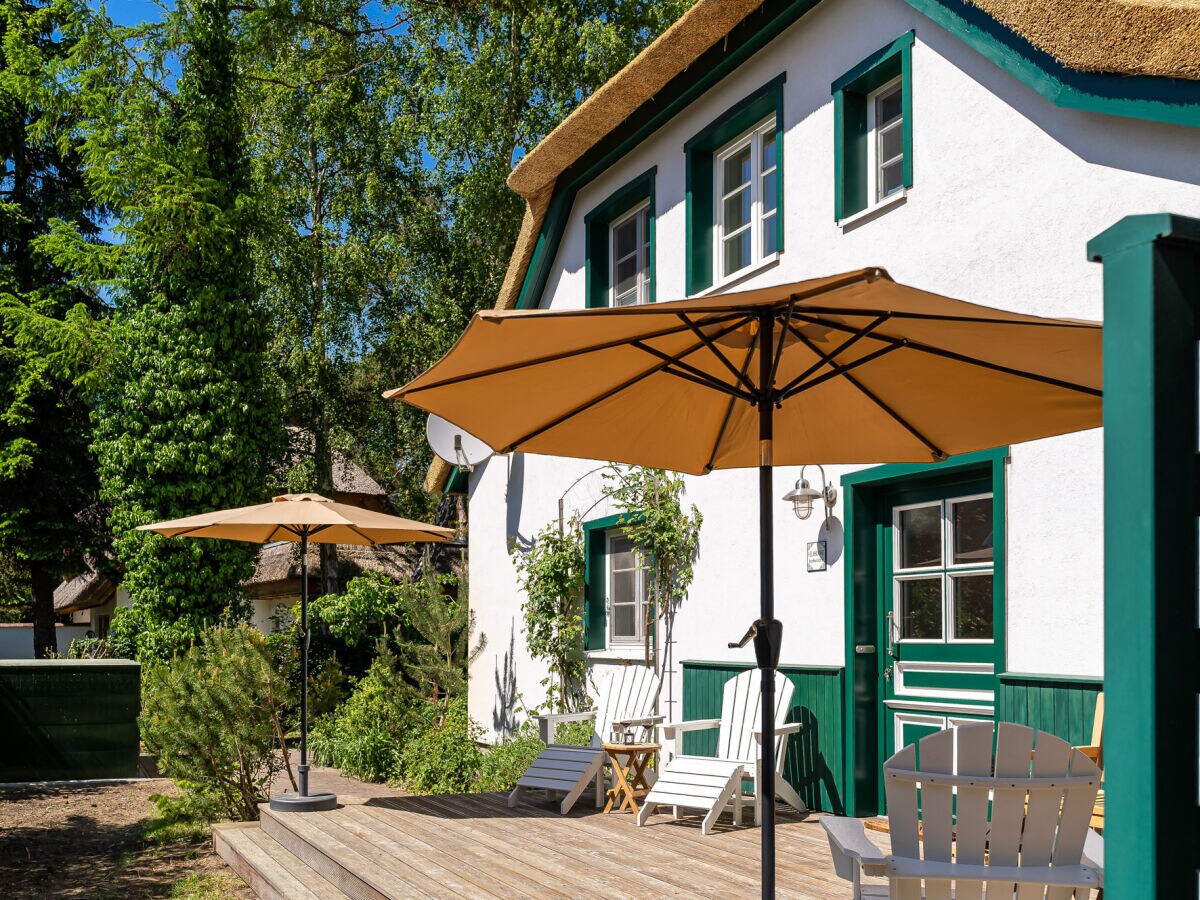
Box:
139 493 453 812
385 268 1102 894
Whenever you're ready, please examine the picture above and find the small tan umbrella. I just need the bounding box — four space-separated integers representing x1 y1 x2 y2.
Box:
385 268 1101 892
139 493 453 812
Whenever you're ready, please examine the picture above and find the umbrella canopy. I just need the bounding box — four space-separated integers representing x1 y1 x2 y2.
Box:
137 492 454 545
386 268 1101 472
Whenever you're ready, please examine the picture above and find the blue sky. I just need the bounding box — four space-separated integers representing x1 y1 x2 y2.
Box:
101 1 168 27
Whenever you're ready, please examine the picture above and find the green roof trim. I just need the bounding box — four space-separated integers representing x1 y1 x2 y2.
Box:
515 0 1200 311
443 465 469 495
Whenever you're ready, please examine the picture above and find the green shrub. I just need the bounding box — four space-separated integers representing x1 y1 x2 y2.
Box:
474 724 545 793
398 696 483 794
140 624 293 821
308 654 415 783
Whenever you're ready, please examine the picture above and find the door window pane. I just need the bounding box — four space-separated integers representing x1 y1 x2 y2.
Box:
953 574 993 639
899 505 941 568
952 498 993 564
899 578 942 639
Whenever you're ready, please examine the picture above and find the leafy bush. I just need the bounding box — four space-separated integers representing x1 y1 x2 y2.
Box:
308 654 415 783
310 573 410 648
398 696 483 794
474 724 544 793
140 625 293 820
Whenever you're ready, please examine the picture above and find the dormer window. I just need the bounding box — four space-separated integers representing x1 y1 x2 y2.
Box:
584 168 656 308
610 202 651 307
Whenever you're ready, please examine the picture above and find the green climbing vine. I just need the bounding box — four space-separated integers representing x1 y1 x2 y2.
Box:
511 522 587 712
512 465 702 713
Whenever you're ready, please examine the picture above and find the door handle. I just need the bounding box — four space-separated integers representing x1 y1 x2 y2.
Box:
886 611 896 658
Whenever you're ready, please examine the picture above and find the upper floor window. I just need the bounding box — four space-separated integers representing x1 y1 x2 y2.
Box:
832 31 913 222
684 74 785 295
584 168 656 308
869 80 904 203
610 202 651 307
715 117 778 280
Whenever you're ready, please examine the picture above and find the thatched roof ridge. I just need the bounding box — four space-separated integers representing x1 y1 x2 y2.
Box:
53 571 115 614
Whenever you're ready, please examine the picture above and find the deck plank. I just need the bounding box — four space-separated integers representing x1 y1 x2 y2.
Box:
222 792 901 899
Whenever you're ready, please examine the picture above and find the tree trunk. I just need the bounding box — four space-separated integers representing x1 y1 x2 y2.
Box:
30 564 58 659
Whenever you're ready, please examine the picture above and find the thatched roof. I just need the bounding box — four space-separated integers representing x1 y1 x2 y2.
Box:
53 571 116 614
970 0 1200 81
284 426 387 502
244 541 416 599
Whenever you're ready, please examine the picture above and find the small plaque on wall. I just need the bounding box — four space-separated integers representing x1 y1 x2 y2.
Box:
807 541 827 572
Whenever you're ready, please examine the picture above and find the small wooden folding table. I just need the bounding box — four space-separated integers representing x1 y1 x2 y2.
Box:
601 741 659 815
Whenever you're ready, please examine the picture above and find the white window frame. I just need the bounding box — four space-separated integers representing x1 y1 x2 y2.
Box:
891 493 995 645
866 76 905 206
713 115 779 285
606 529 647 645
609 201 651 307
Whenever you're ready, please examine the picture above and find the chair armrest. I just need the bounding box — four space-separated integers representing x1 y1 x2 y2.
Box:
1076 744 1102 763
661 718 721 739
754 722 803 741
535 709 596 744
820 816 888 880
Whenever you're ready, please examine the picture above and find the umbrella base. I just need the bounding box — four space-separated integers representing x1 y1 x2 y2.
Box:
269 790 338 813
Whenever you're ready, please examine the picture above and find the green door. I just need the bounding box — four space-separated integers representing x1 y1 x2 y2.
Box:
880 478 999 758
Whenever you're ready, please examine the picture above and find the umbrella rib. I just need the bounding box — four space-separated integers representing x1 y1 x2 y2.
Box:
778 342 906 401
777 313 891 397
398 317 740 395
767 295 798 392
790 312 1102 397
631 340 756 402
787 324 948 460
678 313 759 395
702 342 757 474
496 330 730 452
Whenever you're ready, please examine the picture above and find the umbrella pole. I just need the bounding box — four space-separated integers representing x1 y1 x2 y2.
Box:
758 311 780 899
270 526 337 812
299 528 309 798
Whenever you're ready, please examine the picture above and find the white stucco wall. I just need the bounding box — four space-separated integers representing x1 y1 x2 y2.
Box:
466 0 1200 739
0 624 95 659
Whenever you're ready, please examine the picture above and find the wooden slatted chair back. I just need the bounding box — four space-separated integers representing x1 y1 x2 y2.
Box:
884 721 1101 900
592 664 659 748
715 670 794 767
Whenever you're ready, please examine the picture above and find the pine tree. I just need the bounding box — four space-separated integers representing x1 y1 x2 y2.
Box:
0 0 107 657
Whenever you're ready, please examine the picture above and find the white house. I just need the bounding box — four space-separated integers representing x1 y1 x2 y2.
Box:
427 0 1200 816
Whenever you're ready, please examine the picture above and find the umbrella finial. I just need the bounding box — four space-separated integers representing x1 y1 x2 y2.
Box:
272 493 333 503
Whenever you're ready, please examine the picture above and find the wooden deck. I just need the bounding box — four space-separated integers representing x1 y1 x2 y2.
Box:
215 790 887 898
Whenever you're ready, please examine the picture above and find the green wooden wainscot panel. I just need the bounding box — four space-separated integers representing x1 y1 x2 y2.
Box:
681 660 846 814
0 659 141 781
995 673 1102 747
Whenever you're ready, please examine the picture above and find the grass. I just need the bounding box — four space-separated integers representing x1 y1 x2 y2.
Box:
169 871 248 899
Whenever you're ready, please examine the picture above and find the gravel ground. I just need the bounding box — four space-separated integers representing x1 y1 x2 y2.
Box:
0 779 250 900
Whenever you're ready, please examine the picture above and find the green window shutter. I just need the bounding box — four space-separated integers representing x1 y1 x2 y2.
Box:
684 73 786 295
583 524 609 651
583 168 656 309
832 31 914 221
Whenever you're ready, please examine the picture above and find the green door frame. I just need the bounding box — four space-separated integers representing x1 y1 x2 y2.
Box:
1089 213 1200 897
840 447 1007 817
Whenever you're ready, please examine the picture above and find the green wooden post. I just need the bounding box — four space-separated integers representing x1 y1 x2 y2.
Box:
1089 214 1200 898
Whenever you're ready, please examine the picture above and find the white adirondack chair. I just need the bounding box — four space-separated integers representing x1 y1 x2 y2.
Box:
821 721 1105 899
635 669 806 835
508 664 661 814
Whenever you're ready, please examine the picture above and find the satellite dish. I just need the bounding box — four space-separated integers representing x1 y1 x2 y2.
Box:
426 414 493 471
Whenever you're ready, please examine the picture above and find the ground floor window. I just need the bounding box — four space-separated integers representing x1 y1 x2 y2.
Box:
584 514 648 651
